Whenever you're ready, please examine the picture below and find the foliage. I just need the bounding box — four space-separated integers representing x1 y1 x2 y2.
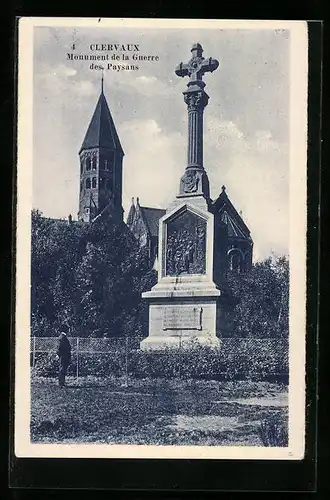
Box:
33 339 288 382
226 256 289 338
31 208 289 340
33 352 124 378
259 411 288 446
133 341 288 382
31 209 157 338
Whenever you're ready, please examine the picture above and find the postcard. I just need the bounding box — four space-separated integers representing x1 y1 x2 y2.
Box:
15 17 308 460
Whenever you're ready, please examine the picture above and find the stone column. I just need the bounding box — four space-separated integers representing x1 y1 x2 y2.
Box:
177 85 210 202
174 43 218 202
184 88 209 169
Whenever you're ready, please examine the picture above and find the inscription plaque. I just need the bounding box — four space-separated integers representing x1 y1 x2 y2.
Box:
163 307 203 330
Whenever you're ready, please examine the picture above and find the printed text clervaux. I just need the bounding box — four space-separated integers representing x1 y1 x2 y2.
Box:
89 44 140 51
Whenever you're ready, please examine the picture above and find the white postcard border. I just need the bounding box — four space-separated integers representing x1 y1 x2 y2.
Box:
15 17 308 460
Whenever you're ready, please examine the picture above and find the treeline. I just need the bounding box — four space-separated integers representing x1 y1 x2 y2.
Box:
226 256 289 338
31 209 289 338
31 209 157 337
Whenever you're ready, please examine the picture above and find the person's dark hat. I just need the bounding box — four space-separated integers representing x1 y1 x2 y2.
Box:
60 324 69 334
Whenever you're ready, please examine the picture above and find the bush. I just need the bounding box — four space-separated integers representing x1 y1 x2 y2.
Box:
33 352 58 377
259 410 288 446
132 340 288 382
33 338 288 382
33 351 127 378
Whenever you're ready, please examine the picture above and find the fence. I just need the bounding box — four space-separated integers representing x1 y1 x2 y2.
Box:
30 336 289 383
31 336 144 384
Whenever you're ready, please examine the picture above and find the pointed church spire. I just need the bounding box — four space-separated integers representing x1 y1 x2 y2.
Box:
101 71 104 94
79 85 124 155
135 197 141 213
78 84 125 222
126 197 136 227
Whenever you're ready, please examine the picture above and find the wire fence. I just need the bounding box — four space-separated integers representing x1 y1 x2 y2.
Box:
30 336 144 384
30 336 289 383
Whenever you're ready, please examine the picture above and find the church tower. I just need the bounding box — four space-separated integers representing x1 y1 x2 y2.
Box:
78 78 124 222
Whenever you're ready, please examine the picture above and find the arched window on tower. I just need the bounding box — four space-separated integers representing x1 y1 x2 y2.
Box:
104 159 109 171
86 157 91 171
80 161 83 174
92 177 97 188
228 249 243 273
92 157 97 170
86 178 91 189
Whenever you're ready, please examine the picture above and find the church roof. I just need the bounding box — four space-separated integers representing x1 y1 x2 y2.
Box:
220 211 248 239
126 201 136 227
212 187 252 241
79 90 124 154
41 216 79 225
139 206 166 237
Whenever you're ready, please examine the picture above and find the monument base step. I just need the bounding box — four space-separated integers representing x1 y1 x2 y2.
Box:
140 335 221 351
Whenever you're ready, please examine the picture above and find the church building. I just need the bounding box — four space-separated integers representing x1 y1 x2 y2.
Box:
210 186 253 272
126 187 253 272
78 79 124 223
67 82 253 272
126 198 166 266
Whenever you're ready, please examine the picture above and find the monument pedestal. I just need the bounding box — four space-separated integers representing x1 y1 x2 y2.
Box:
140 283 223 351
140 200 229 351
140 43 232 351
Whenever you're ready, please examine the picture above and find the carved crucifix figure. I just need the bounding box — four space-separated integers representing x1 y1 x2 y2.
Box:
175 44 219 199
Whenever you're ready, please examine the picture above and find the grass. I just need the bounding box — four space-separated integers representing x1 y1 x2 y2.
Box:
30 375 288 446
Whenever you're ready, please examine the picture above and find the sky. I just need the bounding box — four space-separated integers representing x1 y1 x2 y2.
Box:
33 25 291 261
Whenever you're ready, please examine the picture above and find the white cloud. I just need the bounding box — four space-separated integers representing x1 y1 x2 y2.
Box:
72 79 96 98
53 63 77 78
203 116 289 260
137 75 158 84
119 114 289 262
105 73 177 98
35 63 97 99
254 129 281 153
206 119 244 142
121 118 184 212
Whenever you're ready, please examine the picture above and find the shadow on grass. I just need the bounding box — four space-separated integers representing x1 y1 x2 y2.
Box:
30 377 289 446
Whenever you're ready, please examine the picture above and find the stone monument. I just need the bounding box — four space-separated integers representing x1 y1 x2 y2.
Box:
140 43 230 351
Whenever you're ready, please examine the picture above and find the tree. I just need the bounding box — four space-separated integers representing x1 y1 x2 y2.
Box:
31 208 289 339
31 209 90 335
31 208 156 337
226 256 289 338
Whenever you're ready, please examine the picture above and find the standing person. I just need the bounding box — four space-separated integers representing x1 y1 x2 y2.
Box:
57 325 71 387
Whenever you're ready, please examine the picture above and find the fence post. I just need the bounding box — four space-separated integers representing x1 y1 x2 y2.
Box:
178 334 182 379
76 337 79 383
32 336 36 369
124 336 128 387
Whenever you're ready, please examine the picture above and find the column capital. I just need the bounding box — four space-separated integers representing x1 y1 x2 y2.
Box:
183 89 209 111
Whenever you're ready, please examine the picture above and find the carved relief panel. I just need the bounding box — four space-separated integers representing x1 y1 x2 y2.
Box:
165 210 206 276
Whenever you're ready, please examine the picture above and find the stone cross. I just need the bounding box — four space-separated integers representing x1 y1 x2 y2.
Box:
175 43 219 87
175 44 219 198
